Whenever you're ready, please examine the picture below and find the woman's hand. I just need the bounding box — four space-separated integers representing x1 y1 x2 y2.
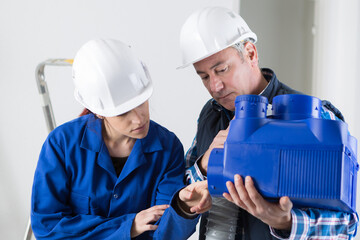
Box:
130 204 169 238
178 180 212 214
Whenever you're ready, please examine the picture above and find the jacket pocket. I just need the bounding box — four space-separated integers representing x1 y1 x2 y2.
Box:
69 192 89 214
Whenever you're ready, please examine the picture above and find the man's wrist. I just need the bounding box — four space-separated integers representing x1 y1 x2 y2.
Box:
198 157 207 175
199 152 209 175
270 215 292 231
269 210 296 239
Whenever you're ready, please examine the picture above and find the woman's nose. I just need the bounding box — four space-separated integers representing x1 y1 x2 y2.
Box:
131 109 144 124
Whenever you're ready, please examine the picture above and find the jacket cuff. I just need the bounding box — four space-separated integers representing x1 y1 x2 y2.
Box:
112 213 137 240
185 157 206 184
194 156 207 180
270 209 308 240
171 189 199 219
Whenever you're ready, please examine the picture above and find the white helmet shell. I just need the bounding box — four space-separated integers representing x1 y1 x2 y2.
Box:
72 39 153 117
178 7 257 68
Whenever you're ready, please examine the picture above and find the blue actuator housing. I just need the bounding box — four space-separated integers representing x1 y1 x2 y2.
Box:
207 94 358 213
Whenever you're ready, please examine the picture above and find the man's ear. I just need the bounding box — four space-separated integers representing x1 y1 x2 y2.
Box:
244 42 258 66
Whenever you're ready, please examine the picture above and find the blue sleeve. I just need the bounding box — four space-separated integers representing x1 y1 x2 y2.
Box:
153 136 200 239
31 137 135 240
154 136 185 205
154 194 200 240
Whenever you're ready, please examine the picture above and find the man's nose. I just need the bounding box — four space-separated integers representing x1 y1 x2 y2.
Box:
210 76 224 93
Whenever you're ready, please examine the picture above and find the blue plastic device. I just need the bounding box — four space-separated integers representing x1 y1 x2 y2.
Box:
207 94 358 213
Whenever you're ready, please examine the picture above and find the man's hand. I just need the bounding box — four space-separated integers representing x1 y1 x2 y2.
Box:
131 205 169 238
200 128 229 174
223 174 292 230
178 180 212 214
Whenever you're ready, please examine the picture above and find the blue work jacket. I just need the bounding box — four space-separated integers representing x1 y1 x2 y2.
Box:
31 114 198 239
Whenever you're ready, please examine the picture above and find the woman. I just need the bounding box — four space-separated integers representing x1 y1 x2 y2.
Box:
31 39 211 239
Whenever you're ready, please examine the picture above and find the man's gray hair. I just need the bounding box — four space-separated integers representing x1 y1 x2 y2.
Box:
232 41 245 53
231 38 258 62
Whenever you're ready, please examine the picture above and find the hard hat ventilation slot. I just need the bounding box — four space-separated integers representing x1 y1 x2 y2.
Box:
76 90 83 101
227 11 236 18
140 77 148 87
240 27 245 35
129 73 144 91
141 62 151 85
98 98 104 110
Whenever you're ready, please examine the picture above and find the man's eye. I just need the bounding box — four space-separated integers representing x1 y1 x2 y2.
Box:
201 76 209 80
218 67 228 72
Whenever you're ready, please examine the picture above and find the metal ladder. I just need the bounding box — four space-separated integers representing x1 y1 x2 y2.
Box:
24 59 73 240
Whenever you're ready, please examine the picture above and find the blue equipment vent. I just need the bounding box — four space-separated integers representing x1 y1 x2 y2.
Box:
207 94 358 213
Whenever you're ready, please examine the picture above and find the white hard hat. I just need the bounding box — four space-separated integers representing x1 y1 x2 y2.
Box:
72 39 153 117
178 7 257 68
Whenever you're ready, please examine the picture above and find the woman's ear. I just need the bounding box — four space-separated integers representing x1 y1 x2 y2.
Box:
95 114 104 120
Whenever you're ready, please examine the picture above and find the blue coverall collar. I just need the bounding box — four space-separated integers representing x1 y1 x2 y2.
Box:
79 115 164 181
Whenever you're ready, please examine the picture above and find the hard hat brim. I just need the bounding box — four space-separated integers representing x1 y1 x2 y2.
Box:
75 83 153 117
177 32 257 69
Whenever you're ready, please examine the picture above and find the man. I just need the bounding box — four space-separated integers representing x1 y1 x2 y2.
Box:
178 6 358 240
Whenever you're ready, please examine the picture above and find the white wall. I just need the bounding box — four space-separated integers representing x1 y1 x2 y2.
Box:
1 0 360 239
313 0 360 144
313 2 360 238
0 1 234 239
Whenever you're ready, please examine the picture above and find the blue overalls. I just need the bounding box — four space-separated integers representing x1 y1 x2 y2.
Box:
31 114 198 239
